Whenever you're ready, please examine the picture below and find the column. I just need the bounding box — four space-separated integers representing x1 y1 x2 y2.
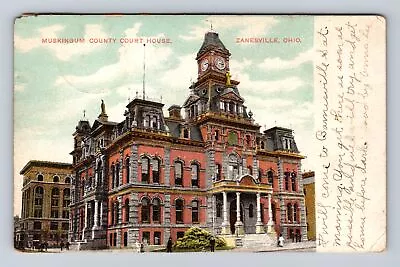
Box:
256 192 264 233
235 192 244 235
267 193 275 233
99 201 104 227
93 200 99 228
221 192 230 235
84 202 88 229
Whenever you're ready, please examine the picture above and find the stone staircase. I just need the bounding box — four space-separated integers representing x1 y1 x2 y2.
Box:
237 233 277 249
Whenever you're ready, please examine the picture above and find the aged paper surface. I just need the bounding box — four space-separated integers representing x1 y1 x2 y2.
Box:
13 15 385 253
314 16 386 252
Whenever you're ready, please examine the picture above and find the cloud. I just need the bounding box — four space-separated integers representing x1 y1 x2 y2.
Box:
239 74 305 95
258 48 313 71
180 16 279 40
15 24 109 61
55 24 173 94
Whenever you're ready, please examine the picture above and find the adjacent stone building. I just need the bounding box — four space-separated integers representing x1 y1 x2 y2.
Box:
18 160 73 248
302 171 316 241
69 30 308 249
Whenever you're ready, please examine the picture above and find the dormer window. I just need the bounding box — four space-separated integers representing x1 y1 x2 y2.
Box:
260 141 265 149
151 116 158 129
214 130 219 141
183 128 190 139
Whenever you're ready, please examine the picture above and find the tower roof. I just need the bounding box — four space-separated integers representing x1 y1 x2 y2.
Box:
196 31 230 59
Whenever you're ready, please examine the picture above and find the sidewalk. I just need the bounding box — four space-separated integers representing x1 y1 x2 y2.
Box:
232 241 316 253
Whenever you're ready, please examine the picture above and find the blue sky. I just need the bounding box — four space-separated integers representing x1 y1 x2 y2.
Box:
14 15 314 215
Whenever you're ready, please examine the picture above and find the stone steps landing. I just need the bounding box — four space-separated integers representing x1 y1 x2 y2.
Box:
239 233 277 249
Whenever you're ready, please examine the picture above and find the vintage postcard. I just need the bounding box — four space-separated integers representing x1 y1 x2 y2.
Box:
13 15 386 253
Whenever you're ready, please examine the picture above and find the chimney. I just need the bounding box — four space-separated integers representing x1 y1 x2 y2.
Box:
168 105 182 120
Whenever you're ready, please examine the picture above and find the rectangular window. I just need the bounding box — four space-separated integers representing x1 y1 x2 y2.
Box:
113 233 117 247
51 199 59 207
63 200 70 208
51 209 59 218
123 232 128 247
109 233 113 247
34 208 42 218
177 231 185 239
142 232 150 245
50 222 58 230
62 222 69 231
154 231 161 245
141 158 149 183
33 221 42 230
63 210 69 219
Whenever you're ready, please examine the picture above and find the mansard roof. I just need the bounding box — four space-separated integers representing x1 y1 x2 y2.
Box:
165 121 203 142
196 31 230 59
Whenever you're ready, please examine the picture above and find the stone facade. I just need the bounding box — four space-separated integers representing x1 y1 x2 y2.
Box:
68 30 309 250
18 161 73 248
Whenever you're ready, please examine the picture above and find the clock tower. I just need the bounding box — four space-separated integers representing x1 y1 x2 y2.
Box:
196 30 231 82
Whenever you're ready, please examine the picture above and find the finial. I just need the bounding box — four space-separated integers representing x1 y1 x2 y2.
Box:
83 110 86 118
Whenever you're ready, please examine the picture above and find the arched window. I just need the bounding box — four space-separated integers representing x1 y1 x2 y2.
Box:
293 203 298 223
141 198 150 223
174 161 183 186
114 202 119 225
124 199 130 223
65 177 71 184
191 200 199 223
260 141 265 149
111 164 115 188
51 188 60 207
216 202 222 217
249 204 254 218
152 158 160 184
267 170 274 184
152 198 161 222
115 163 120 187
284 172 290 191
144 115 150 128
215 163 221 181
287 203 293 222
53 176 60 183
291 172 297 191
175 199 184 223
125 157 130 183
191 163 199 187
272 203 276 222
141 157 150 183
37 174 44 181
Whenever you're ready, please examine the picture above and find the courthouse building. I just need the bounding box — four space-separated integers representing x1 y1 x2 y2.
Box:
69 30 308 249
18 160 73 247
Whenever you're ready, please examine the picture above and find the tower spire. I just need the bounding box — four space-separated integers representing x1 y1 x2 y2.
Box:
142 44 146 100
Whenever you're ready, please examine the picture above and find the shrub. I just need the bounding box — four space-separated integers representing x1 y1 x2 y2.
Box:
173 227 226 250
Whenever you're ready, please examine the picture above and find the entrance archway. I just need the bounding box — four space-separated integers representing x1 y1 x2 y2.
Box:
229 200 244 234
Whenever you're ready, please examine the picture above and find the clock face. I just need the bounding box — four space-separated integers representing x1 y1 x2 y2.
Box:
215 57 226 70
201 59 209 71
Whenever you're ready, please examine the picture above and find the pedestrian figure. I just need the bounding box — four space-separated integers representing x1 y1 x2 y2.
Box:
66 241 70 250
210 236 216 252
140 242 144 253
135 241 141 253
44 241 48 252
166 237 173 253
278 234 284 247
60 241 64 251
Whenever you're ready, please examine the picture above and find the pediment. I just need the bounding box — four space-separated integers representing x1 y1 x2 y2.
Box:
182 95 201 107
220 90 244 102
238 174 258 185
